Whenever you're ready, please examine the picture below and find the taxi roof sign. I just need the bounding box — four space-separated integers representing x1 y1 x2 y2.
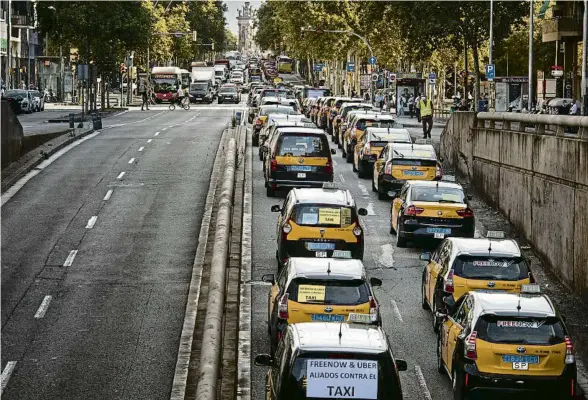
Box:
441 175 456 182
521 284 541 294
347 313 374 324
415 138 432 145
486 231 506 239
322 182 339 190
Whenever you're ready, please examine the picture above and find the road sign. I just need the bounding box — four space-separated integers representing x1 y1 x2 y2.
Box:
389 73 396 82
368 56 377 65
485 64 495 81
428 72 437 80
429 78 436 85
371 73 379 82
314 63 324 72
346 62 356 72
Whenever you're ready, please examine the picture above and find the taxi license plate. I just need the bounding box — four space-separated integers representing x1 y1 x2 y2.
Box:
307 242 335 251
427 227 451 235
315 251 327 258
512 362 529 370
403 170 425 176
290 165 312 172
297 173 306 178
502 355 539 364
332 250 352 258
312 314 344 322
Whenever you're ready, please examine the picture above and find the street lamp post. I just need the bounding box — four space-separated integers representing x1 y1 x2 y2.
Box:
528 0 534 111
582 0 587 115
489 0 495 111
301 27 375 103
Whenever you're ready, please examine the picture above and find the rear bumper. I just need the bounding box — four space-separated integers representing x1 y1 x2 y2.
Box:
281 240 364 260
268 177 333 190
398 216 475 239
464 363 577 395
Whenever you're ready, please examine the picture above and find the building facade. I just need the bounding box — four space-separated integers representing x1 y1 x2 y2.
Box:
237 2 255 54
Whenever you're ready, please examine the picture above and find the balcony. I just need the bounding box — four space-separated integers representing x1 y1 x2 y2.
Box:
542 17 583 42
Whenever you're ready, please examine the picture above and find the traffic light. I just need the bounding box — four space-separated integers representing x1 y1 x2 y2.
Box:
120 62 127 74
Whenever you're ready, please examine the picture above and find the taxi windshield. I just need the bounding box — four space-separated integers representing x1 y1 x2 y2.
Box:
288 352 401 399
357 120 395 130
287 278 369 305
391 159 437 167
293 205 354 227
277 134 329 157
260 106 298 116
411 187 465 203
453 256 529 281
476 316 566 345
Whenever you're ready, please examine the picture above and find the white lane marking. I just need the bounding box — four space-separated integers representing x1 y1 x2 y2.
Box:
378 244 395 269
339 174 345 183
357 182 370 198
390 299 404 322
1 132 101 208
1 361 17 394
128 158 135 164
86 216 98 229
103 189 113 201
414 365 433 400
63 250 78 267
117 171 126 179
138 146 144 152
147 139 153 143
154 131 160 136
34 295 53 318
162 127 167 131
332 158 338 166
366 202 376 216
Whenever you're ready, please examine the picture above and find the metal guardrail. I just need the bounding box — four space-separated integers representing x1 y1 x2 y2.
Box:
477 112 588 139
433 108 451 122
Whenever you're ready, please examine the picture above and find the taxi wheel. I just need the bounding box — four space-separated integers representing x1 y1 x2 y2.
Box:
372 179 377 192
452 368 468 400
346 150 353 163
421 281 429 310
266 185 275 197
396 221 408 248
436 335 445 373
377 183 387 201
352 161 357 172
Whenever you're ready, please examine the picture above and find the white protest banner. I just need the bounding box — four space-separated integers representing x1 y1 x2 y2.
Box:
307 359 378 399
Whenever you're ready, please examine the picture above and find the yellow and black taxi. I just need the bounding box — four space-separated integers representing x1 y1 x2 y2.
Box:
264 128 336 197
253 104 301 146
326 97 361 136
343 113 396 163
309 97 325 124
317 96 336 129
255 322 407 399
373 143 441 200
259 115 315 161
353 127 412 178
437 286 578 399
389 180 475 248
334 102 373 145
420 235 535 331
261 257 382 353
271 184 367 263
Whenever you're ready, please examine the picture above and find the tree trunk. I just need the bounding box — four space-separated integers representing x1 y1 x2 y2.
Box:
101 75 106 111
463 39 468 100
472 41 480 112
106 74 110 109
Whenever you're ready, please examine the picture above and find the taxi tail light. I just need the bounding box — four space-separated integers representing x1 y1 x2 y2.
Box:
464 331 478 360
565 336 576 364
353 225 362 237
444 270 455 293
529 270 536 283
435 163 443 179
325 160 333 175
369 296 378 319
405 205 424 216
456 208 474 218
255 118 262 126
364 143 371 154
278 293 289 319
384 163 392 175
270 158 277 173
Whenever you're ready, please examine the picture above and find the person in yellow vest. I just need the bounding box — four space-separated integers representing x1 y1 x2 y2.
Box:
419 96 433 139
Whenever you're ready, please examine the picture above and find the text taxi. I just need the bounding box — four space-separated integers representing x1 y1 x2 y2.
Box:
271 185 367 265
421 235 535 331
437 285 577 400
390 181 475 248
372 143 441 200
261 257 382 353
255 322 407 399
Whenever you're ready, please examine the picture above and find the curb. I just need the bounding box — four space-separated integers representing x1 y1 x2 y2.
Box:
1 126 94 194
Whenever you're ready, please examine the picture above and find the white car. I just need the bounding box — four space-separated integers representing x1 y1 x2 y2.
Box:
28 90 44 111
230 72 244 85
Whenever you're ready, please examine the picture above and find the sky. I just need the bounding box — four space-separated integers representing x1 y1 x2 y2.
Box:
225 0 262 36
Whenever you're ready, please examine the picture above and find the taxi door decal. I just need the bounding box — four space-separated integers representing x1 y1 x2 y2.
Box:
428 262 442 306
391 197 402 230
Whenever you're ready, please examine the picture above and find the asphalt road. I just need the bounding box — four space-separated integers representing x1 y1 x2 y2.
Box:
1 104 238 399
248 117 579 400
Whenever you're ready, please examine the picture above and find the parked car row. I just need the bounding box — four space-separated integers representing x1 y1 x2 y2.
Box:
2 89 45 114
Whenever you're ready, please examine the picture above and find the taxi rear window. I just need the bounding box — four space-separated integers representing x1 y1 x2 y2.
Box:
391 159 436 167
475 316 566 345
411 187 465 203
287 279 369 305
293 205 354 227
277 134 329 157
288 351 401 399
453 256 529 281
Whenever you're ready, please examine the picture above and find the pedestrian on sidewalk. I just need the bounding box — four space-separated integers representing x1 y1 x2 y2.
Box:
408 94 415 118
420 96 433 139
415 93 422 122
397 94 406 117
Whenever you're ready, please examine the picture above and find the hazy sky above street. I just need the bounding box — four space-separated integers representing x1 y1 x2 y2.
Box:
225 0 262 36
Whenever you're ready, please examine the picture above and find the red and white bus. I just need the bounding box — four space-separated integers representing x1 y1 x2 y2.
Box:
151 67 182 103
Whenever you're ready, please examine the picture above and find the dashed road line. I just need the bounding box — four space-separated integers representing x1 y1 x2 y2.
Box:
34 295 53 319
1 361 17 395
138 146 144 152
162 127 167 131
63 250 78 267
332 158 338 166
117 172 126 179
414 365 433 400
339 174 345 183
147 139 153 143
128 158 135 164
103 189 113 201
154 132 160 136
85 216 98 229
391 299 404 322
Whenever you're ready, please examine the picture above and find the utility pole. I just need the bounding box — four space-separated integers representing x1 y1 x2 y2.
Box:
489 0 495 111
528 0 534 111
582 0 587 115
6 0 11 89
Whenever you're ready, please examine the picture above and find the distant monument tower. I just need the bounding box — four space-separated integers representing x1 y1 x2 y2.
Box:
237 2 254 53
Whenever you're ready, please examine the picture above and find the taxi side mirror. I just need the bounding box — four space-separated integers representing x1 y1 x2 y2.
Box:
388 190 398 198
419 252 431 261
395 359 408 372
331 148 336 155
271 205 281 212
357 208 368 216
442 295 455 314
262 274 275 284
369 277 382 287
254 354 273 366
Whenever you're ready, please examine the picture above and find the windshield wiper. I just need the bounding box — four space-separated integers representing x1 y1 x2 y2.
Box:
437 199 460 203
393 150 404 158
